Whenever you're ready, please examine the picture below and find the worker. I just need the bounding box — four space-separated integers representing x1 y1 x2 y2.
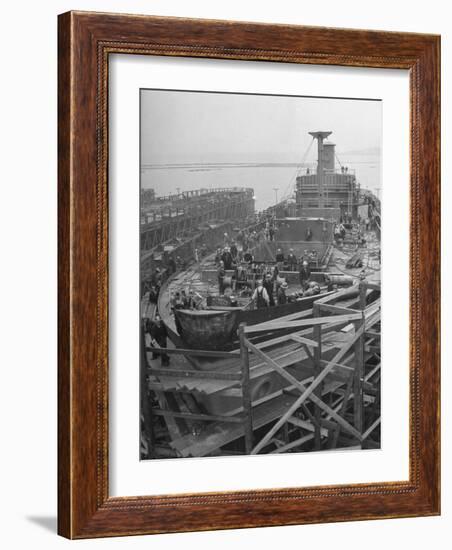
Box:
149 314 170 366
252 279 270 308
263 273 275 306
148 285 158 305
187 289 202 310
305 226 313 241
217 261 226 294
221 246 233 270
275 248 284 264
277 281 288 305
243 250 253 265
214 248 222 266
271 264 279 282
269 225 275 241
180 289 188 308
299 260 311 290
286 248 297 271
167 255 177 275
153 267 162 289
230 241 238 260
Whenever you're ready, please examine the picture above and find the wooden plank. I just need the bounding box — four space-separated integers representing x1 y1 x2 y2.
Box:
331 371 354 448
170 394 299 457
270 434 314 454
353 318 365 437
290 334 318 347
248 308 314 332
365 362 381 382
239 323 254 454
318 303 360 315
313 303 322 450
146 346 240 358
152 409 245 424
148 367 242 381
287 416 329 437
365 331 381 339
140 327 154 458
244 312 363 334
362 417 381 440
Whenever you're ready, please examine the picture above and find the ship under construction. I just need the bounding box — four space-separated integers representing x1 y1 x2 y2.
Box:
140 130 381 459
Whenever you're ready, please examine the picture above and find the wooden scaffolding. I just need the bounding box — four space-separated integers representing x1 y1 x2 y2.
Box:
141 281 381 458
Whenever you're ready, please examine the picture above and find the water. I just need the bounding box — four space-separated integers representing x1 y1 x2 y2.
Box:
141 154 380 211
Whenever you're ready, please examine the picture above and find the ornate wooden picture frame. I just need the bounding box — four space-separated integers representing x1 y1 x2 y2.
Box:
58 11 440 538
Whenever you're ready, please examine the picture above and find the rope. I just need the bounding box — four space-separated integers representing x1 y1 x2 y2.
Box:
280 138 315 201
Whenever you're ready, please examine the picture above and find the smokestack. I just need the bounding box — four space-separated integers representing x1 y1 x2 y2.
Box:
308 131 332 175
308 131 332 208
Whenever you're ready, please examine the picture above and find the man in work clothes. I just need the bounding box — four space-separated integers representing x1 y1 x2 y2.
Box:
277 281 288 305
217 261 226 295
252 280 270 309
149 314 170 366
299 260 311 290
286 248 297 271
221 247 233 270
263 273 275 306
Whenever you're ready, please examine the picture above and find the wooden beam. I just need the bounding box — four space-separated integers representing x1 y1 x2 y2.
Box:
362 417 381 440
270 434 314 454
244 312 363 334
318 303 360 315
152 409 245 424
140 326 154 458
353 318 365 439
146 346 240 358
239 323 254 454
147 367 242 381
313 303 322 450
290 334 319 348
331 371 354 448
365 330 381 340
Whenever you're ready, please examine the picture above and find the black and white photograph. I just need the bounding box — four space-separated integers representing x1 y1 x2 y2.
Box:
140 89 382 460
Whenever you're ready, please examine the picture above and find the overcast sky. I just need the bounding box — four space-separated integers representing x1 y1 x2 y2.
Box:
141 89 381 166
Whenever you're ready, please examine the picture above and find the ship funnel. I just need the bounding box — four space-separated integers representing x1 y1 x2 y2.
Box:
308 131 333 176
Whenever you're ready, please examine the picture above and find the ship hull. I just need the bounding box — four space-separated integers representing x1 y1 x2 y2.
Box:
174 290 338 351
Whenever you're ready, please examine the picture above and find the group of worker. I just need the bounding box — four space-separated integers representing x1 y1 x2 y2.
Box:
170 288 203 312
250 268 321 309
251 273 288 308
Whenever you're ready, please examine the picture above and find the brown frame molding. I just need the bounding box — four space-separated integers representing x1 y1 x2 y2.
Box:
58 11 440 538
